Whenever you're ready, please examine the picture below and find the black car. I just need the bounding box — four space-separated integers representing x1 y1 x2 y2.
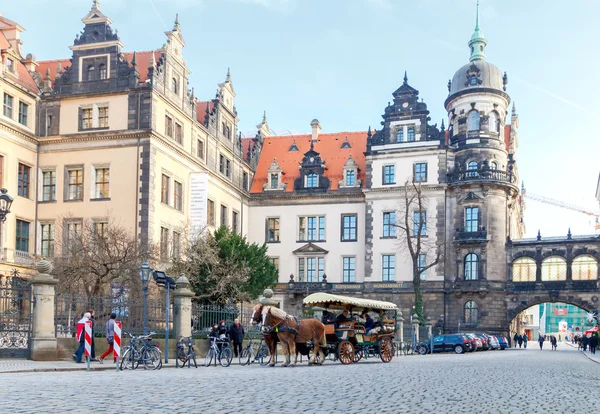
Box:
420 334 473 354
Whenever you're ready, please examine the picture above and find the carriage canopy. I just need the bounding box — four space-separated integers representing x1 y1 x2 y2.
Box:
303 293 398 311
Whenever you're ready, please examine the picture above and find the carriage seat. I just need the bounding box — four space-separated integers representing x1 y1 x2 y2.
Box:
324 324 335 335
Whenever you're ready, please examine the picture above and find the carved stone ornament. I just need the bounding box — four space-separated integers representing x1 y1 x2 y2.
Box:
464 63 483 88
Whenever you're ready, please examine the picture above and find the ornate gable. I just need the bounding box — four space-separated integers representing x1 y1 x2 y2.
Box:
293 243 329 255
293 141 330 193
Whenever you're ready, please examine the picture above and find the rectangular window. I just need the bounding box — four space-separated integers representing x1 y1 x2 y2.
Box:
82 108 93 129
197 139 204 159
165 115 173 137
161 174 170 205
269 257 280 275
219 155 225 174
298 257 325 282
270 174 278 189
232 211 239 234
0 155 3 187
175 123 183 144
307 258 315 282
67 169 83 200
298 258 305 282
382 212 396 238
41 223 54 258
95 167 110 199
220 205 228 226
98 106 108 128
414 162 427 182
42 170 56 201
243 172 249 191
382 254 395 281
6 58 14 72
383 165 395 185
267 218 280 242
93 222 108 240
19 102 29 126
15 219 30 253
413 211 427 236
341 214 357 241
207 199 215 226
226 159 231 178
343 257 356 282
346 170 355 186
3 93 13 118
160 227 169 260
465 207 479 232
174 181 183 211
18 163 31 198
298 216 325 241
172 231 181 259
318 257 325 281
66 222 82 251
418 254 427 280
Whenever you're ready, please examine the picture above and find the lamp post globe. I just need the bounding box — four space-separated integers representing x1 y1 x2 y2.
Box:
138 260 153 335
0 188 14 223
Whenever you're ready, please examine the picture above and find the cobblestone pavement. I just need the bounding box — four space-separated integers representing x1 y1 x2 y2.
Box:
1 343 598 414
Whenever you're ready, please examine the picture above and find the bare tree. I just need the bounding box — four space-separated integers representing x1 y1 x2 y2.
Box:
394 180 444 322
52 218 156 297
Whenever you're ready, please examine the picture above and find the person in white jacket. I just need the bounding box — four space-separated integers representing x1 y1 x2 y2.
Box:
73 312 91 363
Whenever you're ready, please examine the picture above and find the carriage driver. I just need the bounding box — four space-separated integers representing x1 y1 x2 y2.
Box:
335 309 352 327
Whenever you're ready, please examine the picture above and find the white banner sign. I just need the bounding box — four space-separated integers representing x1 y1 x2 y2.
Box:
189 172 209 238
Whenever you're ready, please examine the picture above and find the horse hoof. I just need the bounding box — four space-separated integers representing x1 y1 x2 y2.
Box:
308 361 314 366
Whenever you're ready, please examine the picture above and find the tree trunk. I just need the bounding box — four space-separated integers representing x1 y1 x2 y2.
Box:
413 265 424 324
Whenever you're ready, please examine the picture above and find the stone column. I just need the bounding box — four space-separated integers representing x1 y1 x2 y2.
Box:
173 275 194 339
425 316 432 339
396 311 404 343
30 260 59 361
412 313 420 343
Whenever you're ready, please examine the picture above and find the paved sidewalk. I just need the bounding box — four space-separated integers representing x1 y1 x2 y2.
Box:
563 340 600 364
0 358 177 373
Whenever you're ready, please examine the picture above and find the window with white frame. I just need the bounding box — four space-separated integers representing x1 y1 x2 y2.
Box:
3 93 13 118
67 168 83 200
165 115 173 137
42 170 56 201
345 170 355 186
80 104 109 130
18 102 28 126
383 212 396 238
94 167 110 199
418 254 427 280
465 207 479 232
172 231 181 258
467 111 480 131
382 254 395 281
414 162 427 182
343 257 356 282
464 253 479 280
160 227 169 260
413 210 427 236
306 173 318 188
266 218 280 242
407 128 415 142
40 223 55 258
341 214 357 242
15 220 30 253
383 165 395 185
298 257 325 282
174 181 183 211
298 216 325 241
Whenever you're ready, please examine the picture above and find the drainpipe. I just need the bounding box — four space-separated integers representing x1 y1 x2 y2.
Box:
134 93 142 244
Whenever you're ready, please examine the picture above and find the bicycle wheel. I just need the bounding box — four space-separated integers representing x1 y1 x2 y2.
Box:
220 347 233 367
204 348 215 367
176 347 186 368
142 348 161 370
404 342 414 356
120 348 139 370
239 347 251 366
258 344 271 366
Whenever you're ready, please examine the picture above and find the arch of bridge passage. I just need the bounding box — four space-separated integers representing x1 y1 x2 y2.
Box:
507 294 597 324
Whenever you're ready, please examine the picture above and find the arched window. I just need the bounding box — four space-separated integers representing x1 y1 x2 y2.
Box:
467 161 478 178
464 301 478 324
87 65 95 81
490 161 498 170
407 128 415 142
396 129 404 142
172 78 178 94
572 255 598 280
467 111 480 131
541 256 567 281
512 257 536 282
99 64 107 80
488 111 499 132
222 122 226 135
306 173 318 188
464 253 479 280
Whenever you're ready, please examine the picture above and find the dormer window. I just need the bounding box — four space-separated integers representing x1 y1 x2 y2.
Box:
346 170 355 186
467 111 480 131
306 173 318 188
6 58 14 73
407 128 415 142
396 129 404 142
99 64 107 80
470 75 477 85
87 65 95 81
264 158 286 191
270 174 278 189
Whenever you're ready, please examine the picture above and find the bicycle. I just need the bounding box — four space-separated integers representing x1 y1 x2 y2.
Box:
176 336 197 368
402 341 427 356
205 337 233 367
239 335 271 366
120 331 162 370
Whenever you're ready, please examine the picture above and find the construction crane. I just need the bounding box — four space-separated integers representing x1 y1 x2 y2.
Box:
521 184 600 231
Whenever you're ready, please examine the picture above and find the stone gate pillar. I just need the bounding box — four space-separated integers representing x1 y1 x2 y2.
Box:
30 260 58 361
425 316 432 339
396 311 404 343
173 275 194 339
412 313 420 343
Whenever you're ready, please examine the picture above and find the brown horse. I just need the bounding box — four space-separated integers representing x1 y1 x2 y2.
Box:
250 304 326 367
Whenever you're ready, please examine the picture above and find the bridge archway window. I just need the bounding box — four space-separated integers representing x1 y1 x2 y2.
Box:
572 255 598 280
464 253 479 280
512 257 536 282
467 111 480 131
541 256 567 281
464 301 478 324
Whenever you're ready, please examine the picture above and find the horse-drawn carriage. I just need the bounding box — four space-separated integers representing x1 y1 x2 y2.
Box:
303 293 398 364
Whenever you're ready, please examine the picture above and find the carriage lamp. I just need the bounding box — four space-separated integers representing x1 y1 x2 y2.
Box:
138 260 153 335
0 189 14 223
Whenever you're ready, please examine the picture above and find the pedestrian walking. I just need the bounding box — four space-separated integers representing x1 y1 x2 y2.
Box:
582 335 589 351
73 312 91 363
517 334 523 348
538 334 545 350
229 318 245 359
558 334 561 342
589 335 598 355
551 336 557 350
522 333 528 349
513 333 519 348
98 313 117 364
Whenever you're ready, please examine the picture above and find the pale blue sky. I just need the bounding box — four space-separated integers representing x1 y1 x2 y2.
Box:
4 0 599 237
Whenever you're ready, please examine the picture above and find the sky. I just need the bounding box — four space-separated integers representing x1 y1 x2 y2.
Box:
3 0 599 238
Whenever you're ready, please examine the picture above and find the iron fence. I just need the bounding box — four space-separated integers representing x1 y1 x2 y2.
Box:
54 293 171 338
191 302 257 338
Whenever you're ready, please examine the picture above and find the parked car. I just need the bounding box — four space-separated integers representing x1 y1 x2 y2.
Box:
465 333 485 351
420 334 473 354
497 336 509 350
471 333 490 350
464 333 480 352
487 335 501 350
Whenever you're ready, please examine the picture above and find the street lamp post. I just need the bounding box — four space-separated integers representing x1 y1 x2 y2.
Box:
138 260 153 335
153 270 176 363
0 188 14 223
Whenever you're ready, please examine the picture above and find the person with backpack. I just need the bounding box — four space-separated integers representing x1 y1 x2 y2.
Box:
538 333 545 350
98 313 117 364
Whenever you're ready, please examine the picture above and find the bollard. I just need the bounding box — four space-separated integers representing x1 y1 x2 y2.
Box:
84 321 92 372
114 321 122 372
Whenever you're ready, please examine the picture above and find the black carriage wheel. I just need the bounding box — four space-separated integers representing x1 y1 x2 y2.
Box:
337 340 355 365
353 348 363 363
379 337 394 363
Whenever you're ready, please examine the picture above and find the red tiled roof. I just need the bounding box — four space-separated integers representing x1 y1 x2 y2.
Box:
250 132 367 193
241 137 254 160
35 50 162 86
0 31 39 94
195 100 214 123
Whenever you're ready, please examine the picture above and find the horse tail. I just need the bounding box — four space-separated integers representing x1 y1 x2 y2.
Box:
319 323 327 348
